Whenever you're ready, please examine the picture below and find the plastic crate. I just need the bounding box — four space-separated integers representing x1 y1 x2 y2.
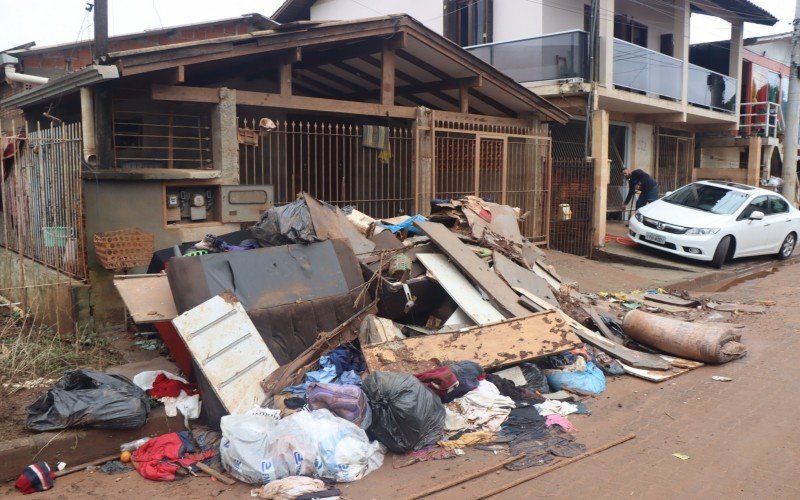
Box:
93 228 154 270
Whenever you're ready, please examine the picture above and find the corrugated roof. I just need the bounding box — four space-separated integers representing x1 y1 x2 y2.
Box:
693 0 778 26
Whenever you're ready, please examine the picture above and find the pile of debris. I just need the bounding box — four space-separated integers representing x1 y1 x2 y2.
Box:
13 193 754 496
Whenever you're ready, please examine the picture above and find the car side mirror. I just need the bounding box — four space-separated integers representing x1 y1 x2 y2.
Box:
749 211 765 220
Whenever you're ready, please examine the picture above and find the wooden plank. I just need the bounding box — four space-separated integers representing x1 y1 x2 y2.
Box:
586 307 628 345
620 363 690 382
494 252 559 308
568 323 671 370
113 274 178 323
707 301 767 313
643 293 699 307
414 220 529 317
279 61 292 97
417 253 505 325
362 310 581 373
152 84 419 118
171 293 279 415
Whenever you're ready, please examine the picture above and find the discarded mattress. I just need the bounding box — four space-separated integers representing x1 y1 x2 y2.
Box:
622 310 747 364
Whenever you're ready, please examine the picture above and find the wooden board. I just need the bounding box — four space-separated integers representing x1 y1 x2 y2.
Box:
643 293 699 307
113 274 178 323
620 363 690 382
414 221 529 317
417 253 505 325
494 251 559 308
362 310 581 373
706 301 766 313
586 307 628 345
172 293 279 414
564 317 671 370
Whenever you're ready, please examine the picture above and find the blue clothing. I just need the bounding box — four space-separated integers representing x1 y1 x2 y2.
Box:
636 185 660 209
624 169 659 206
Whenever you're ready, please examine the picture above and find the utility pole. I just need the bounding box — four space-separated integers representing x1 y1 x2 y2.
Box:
782 0 800 205
92 0 113 168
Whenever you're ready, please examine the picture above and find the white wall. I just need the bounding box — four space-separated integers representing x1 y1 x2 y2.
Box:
539 0 585 38
700 147 741 168
493 0 544 42
631 123 654 174
310 0 445 34
748 39 791 65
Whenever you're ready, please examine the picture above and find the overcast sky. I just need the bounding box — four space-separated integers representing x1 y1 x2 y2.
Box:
0 0 794 50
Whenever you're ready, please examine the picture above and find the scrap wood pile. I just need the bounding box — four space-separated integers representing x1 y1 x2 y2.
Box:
15 192 754 496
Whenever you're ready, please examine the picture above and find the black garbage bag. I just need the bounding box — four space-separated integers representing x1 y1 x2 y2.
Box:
250 197 318 246
26 370 150 432
520 362 551 394
362 372 445 453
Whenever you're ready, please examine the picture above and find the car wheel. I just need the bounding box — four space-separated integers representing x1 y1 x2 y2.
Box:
711 236 732 269
778 233 796 260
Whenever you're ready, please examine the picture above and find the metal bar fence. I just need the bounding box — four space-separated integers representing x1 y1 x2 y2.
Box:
238 118 414 219
549 158 594 257
0 120 87 281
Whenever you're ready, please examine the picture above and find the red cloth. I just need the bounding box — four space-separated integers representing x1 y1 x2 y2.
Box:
148 373 198 398
131 432 213 481
415 366 459 397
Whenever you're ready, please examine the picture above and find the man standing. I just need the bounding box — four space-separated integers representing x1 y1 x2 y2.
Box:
621 168 660 211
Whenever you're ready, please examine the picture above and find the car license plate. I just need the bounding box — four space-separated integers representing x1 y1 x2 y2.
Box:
645 232 666 244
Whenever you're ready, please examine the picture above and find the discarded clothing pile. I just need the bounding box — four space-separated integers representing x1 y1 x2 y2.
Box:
133 370 201 419
132 431 214 481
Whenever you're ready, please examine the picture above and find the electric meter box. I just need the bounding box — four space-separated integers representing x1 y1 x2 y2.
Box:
220 185 274 223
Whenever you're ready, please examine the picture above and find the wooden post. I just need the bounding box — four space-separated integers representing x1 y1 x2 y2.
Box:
381 43 396 106
459 83 469 113
591 108 610 247
279 62 292 97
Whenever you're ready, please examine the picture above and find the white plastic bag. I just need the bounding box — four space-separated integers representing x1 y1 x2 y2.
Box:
220 409 384 484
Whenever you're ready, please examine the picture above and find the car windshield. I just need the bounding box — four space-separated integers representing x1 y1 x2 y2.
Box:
663 184 748 215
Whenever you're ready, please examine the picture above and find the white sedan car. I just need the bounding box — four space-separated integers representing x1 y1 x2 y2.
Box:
628 180 800 268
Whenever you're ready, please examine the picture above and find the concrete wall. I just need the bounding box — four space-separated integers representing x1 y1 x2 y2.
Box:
631 123 654 174
748 39 791 65
0 247 90 334
699 147 741 169
493 0 544 42
538 0 584 38
84 180 239 328
310 0 444 34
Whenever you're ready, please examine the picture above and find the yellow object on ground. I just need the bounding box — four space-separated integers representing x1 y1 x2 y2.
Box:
438 431 495 451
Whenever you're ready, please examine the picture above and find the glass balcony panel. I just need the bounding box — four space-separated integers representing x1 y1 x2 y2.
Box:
612 38 682 99
688 64 737 112
466 31 589 83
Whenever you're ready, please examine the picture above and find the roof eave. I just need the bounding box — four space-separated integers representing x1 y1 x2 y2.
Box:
1 65 119 109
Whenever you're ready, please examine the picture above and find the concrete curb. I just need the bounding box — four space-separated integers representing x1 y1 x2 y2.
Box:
0 408 186 482
593 245 700 272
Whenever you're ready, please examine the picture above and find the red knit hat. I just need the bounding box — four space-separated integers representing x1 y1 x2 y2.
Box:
14 462 55 495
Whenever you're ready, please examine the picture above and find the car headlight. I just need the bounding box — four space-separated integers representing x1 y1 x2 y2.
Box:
685 228 720 235
634 211 643 222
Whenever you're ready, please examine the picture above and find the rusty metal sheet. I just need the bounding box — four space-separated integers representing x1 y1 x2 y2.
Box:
414 220 529 318
113 274 178 323
362 310 581 373
172 293 279 415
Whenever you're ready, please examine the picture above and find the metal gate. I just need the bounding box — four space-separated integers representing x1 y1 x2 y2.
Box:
655 130 694 195
433 127 551 244
549 158 595 257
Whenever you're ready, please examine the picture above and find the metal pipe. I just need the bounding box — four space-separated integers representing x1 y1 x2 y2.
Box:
80 87 97 165
3 64 48 85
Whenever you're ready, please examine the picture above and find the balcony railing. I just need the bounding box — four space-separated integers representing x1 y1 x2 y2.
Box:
466 30 589 83
688 64 737 112
612 38 682 100
740 101 784 139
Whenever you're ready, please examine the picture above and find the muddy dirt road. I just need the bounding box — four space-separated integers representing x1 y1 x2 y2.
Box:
5 261 799 499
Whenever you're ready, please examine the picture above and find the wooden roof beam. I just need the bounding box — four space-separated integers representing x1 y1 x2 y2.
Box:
345 75 482 101
152 84 419 119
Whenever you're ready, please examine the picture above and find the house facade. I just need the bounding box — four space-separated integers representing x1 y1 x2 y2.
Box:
0 15 567 331
274 0 779 249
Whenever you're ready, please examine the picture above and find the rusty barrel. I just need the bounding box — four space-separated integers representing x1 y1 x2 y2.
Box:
622 310 747 364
